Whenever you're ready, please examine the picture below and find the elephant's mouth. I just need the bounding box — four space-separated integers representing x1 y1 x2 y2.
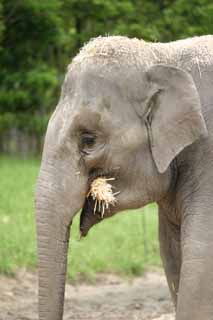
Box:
79 195 102 237
79 169 118 237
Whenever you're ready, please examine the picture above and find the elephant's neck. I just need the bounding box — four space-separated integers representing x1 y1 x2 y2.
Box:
157 159 180 227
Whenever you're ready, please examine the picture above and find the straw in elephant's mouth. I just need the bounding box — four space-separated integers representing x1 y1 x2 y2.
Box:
87 177 119 218
79 175 120 237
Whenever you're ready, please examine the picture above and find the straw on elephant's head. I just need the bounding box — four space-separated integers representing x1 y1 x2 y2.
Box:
87 177 119 218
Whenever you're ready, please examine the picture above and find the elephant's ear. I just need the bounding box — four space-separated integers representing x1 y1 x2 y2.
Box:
145 64 207 173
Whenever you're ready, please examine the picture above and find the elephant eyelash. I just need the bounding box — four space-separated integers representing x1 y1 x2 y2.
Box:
79 131 97 152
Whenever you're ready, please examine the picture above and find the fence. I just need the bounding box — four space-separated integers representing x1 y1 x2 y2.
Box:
0 128 44 155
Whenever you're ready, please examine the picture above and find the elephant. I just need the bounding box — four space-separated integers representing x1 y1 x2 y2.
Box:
35 34 213 320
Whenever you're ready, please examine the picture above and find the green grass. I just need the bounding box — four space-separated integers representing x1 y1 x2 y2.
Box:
0 155 161 280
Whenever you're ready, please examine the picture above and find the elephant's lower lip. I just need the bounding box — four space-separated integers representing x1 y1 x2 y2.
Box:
79 195 103 237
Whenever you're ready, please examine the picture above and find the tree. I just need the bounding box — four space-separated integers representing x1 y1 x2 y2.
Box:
0 0 65 115
159 0 213 41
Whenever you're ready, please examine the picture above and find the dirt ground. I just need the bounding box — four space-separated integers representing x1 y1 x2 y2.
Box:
0 270 175 320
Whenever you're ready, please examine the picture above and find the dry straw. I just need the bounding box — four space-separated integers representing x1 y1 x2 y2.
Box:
87 177 119 218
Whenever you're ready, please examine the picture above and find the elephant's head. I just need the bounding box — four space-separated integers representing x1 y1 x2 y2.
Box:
35 36 207 320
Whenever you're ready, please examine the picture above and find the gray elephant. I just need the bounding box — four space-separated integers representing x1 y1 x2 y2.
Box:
35 35 213 320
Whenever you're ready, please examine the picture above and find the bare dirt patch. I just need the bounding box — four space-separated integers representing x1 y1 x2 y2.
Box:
0 270 174 320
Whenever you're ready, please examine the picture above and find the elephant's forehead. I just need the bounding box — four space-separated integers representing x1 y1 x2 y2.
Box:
68 57 149 107
68 37 153 81
76 71 120 100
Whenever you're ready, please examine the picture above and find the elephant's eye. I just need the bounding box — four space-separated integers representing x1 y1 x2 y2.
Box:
80 131 96 153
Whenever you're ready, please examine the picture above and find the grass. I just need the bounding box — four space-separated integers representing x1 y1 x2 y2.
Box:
0 155 161 280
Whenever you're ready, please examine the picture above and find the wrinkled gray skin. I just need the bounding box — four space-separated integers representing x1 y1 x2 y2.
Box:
35 35 213 320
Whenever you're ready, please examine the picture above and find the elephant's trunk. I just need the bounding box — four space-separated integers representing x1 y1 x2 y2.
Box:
36 203 70 320
35 157 87 320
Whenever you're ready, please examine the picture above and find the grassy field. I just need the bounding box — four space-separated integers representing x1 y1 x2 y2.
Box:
0 156 161 280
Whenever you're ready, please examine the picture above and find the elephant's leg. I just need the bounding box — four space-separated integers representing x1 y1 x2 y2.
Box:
158 209 181 307
176 199 213 320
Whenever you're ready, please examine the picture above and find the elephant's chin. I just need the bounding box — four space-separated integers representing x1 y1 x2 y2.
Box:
79 196 101 237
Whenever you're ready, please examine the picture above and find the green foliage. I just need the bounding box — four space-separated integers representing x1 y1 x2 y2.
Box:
0 67 58 114
159 0 213 41
0 0 4 48
0 0 212 141
0 0 63 118
0 156 160 279
0 112 49 136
